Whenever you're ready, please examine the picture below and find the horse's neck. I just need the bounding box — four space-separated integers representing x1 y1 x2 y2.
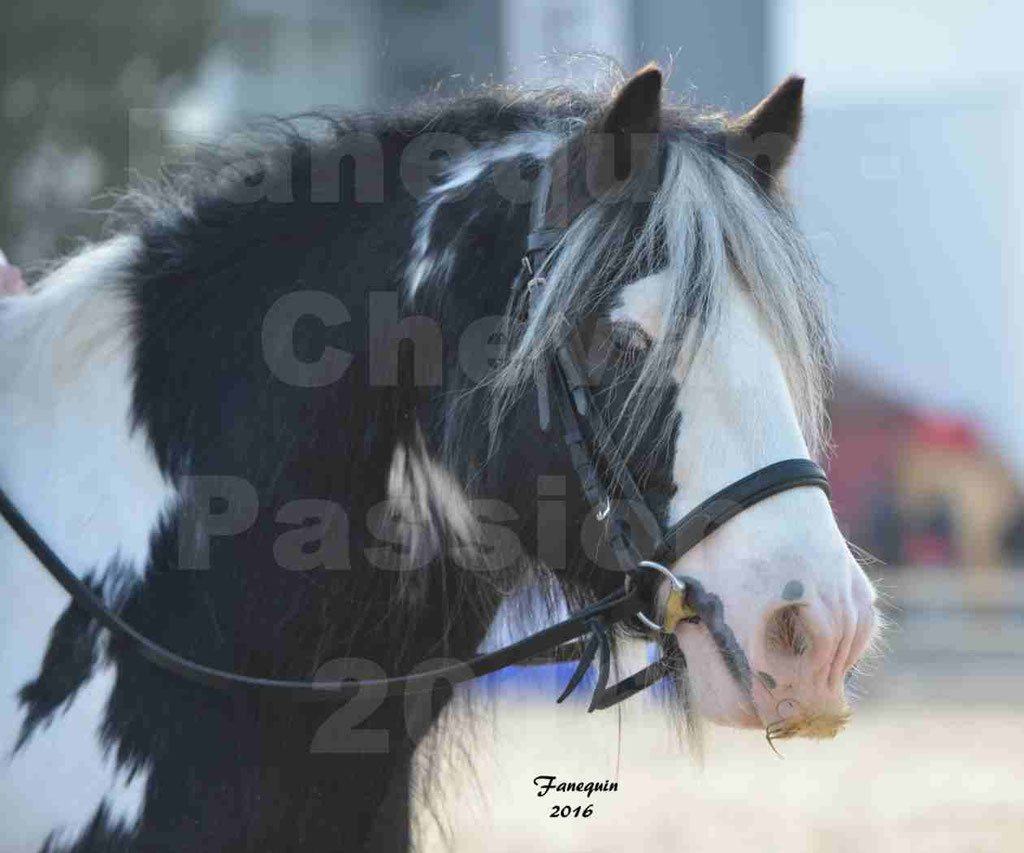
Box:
0 236 177 584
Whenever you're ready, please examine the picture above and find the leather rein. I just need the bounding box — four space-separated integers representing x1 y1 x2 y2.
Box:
0 165 830 711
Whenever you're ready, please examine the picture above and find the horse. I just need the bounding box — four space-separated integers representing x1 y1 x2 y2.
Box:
0 65 878 851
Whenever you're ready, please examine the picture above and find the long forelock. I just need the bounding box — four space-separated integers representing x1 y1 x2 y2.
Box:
488 127 834 471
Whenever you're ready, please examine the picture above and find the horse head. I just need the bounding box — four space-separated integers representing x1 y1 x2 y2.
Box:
481 67 879 737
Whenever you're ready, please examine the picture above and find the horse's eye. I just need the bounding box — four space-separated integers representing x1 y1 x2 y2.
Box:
609 321 653 358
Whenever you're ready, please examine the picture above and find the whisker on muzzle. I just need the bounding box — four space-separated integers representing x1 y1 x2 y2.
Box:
765 708 851 754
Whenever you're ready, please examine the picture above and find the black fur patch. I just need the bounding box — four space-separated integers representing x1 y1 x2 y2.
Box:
42 804 137 853
16 574 105 751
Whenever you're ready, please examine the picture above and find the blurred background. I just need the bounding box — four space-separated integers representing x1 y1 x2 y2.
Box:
3 0 1023 850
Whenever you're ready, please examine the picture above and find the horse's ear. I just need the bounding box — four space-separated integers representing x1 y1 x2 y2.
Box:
602 64 663 139
544 66 662 226
588 64 663 196
727 75 804 190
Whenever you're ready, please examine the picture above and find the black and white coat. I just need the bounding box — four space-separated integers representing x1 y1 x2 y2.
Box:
0 68 877 851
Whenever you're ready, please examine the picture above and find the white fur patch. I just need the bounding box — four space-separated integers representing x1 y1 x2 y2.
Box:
0 237 178 580
614 269 812 518
0 237 177 847
386 437 478 568
614 267 876 730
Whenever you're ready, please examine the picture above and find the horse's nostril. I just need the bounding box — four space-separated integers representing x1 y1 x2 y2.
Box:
764 604 811 657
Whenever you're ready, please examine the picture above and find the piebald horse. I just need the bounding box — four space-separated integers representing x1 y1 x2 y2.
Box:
0 66 877 851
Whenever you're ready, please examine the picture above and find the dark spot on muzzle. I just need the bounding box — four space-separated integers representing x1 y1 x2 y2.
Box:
781 579 804 601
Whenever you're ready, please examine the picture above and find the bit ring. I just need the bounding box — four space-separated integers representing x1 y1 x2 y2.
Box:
626 560 686 633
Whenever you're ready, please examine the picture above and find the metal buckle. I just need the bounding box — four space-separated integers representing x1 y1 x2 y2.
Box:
627 560 698 634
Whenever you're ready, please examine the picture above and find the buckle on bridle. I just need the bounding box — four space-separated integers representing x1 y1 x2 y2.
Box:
521 256 546 305
627 560 699 634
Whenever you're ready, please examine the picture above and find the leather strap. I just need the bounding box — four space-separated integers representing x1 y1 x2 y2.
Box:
655 459 830 565
0 484 644 702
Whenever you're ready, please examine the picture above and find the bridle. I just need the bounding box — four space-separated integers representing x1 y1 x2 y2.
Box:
0 161 830 713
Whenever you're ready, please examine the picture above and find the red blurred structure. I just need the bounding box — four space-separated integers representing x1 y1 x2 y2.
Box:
827 373 1020 570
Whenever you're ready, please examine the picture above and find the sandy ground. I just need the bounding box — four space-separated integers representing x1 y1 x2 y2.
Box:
415 698 1024 853
415 569 1024 853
